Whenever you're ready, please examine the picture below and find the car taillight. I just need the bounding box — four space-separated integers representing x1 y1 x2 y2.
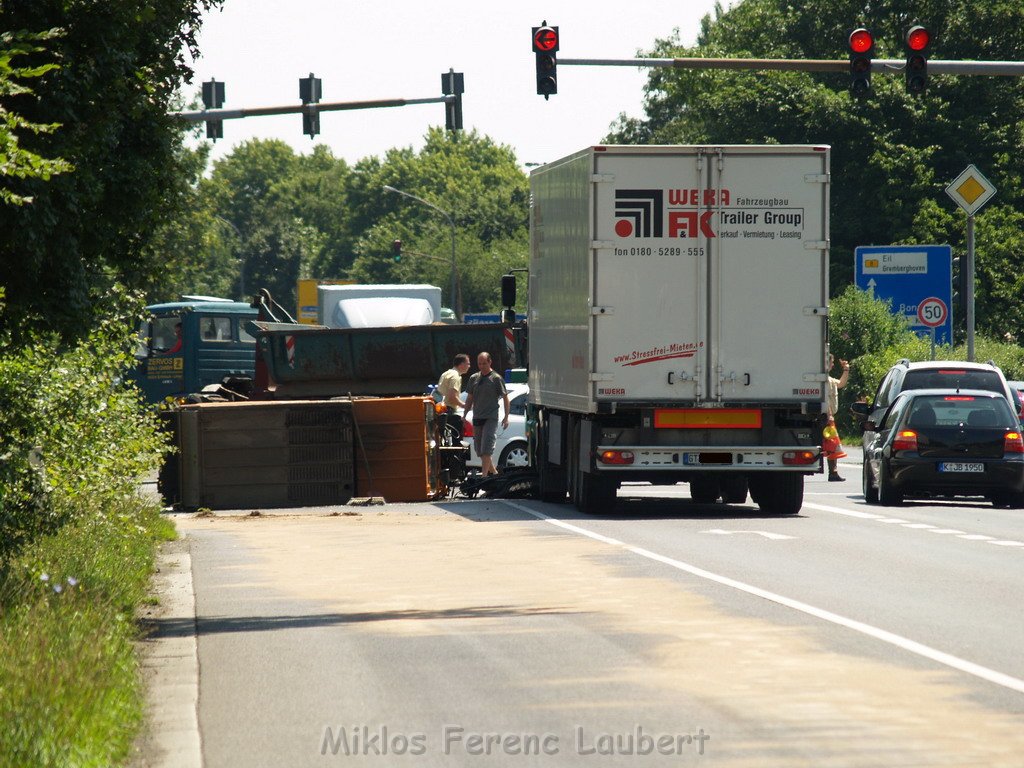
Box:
598 450 635 465
462 420 474 437
1004 431 1024 454
892 430 918 451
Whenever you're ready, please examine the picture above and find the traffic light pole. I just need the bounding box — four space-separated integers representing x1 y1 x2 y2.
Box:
174 94 459 124
558 57 1024 77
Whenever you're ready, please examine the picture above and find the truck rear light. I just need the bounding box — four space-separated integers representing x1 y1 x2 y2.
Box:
599 450 635 465
892 430 918 451
1004 431 1024 454
782 450 817 465
462 420 474 437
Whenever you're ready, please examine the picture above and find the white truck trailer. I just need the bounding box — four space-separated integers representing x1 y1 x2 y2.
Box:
524 145 830 514
317 284 443 329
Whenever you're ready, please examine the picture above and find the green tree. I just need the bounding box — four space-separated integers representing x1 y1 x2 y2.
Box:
0 0 224 342
170 128 530 315
606 0 1024 338
0 29 72 207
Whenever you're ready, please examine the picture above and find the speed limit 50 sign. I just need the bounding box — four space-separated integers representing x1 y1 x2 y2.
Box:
917 296 948 328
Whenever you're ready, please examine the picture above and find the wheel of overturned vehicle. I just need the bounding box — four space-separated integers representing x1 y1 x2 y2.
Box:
689 477 721 504
877 461 903 506
862 460 879 504
720 475 748 504
498 441 530 471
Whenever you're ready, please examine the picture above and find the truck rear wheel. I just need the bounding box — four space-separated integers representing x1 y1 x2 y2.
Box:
689 477 721 504
578 472 617 514
720 475 749 504
751 473 803 515
569 418 616 514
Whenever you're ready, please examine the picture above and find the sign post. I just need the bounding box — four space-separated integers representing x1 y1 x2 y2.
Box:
945 165 997 361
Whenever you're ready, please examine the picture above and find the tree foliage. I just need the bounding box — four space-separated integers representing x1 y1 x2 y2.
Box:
173 128 529 314
606 0 1024 340
0 0 224 343
0 29 72 207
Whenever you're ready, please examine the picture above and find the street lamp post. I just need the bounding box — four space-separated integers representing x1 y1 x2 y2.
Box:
382 185 458 319
214 216 246 299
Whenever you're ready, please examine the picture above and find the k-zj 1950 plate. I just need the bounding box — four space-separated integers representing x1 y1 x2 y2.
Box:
938 462 984 473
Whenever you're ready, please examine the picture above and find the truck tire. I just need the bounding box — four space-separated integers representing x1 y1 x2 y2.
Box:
720 475 749 504
753 473 803 515
578 471 617 514
537 415 567 503
689 476 721 504
569 417 616 514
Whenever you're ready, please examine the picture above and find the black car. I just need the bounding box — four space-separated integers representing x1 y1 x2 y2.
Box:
862 389 1024 507
853 358 1019 452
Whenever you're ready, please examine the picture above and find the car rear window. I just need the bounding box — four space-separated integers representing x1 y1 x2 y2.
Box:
906 395 1015 428
902 369 1005 394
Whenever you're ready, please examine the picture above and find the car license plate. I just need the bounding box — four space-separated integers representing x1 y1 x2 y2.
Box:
938 462 984 473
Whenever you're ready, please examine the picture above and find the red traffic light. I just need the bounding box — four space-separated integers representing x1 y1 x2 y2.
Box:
533 26 558 53
906 25 930 51
848 28 873 53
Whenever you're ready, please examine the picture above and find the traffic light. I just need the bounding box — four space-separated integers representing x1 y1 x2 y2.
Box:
441 70 464 131
905 25 930 94
848 28 874 97
532 22 559 99
201 78 225 140
392 239 402 263
299 73 322 138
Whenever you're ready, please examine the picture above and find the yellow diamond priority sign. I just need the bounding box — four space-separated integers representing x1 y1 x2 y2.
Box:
945 164 996 215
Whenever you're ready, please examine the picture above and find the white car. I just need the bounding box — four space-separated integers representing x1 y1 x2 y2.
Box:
462 382 529 470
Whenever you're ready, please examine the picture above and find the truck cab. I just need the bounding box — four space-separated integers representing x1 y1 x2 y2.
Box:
128 297 258 404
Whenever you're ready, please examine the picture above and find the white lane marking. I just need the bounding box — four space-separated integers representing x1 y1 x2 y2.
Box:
504 501 1024 696
703 529 796 540
804 502 1021 552
828 508 884 520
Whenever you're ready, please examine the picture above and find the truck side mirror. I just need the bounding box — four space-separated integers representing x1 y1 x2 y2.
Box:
501 273 516 309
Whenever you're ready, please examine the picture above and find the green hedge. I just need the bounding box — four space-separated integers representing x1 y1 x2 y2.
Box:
0 286 172 766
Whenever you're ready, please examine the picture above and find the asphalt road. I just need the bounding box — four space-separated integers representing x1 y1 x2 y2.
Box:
138 454 1024 767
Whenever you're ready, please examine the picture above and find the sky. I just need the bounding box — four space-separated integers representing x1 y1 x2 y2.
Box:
185 1 728 168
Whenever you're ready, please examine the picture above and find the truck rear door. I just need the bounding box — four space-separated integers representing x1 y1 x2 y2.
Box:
591 146 828 405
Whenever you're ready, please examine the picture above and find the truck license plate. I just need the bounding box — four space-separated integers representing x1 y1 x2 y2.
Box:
938 462 984 473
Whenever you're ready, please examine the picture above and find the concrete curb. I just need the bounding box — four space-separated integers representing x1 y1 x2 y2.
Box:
132 534 203 768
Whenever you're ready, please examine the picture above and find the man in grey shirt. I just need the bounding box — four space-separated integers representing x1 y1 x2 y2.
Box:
464 351 510 475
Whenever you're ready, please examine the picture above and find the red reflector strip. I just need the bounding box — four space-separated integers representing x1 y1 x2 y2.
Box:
654 408 762 429
598 450 635 465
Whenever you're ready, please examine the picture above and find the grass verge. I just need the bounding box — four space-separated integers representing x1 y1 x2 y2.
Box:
0 495 175 768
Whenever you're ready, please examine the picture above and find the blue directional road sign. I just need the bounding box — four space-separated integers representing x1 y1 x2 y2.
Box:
854 245 953 345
